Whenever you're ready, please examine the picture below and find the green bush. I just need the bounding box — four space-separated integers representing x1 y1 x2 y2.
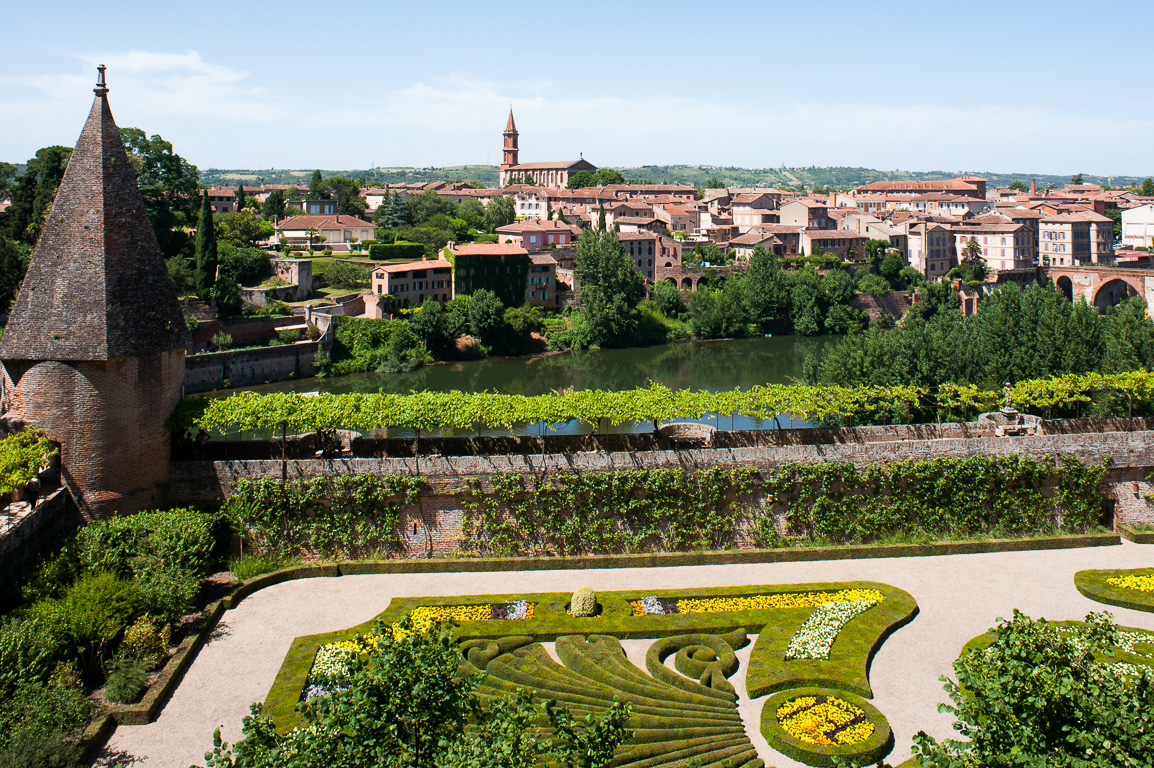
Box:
134 567 200 622
0 662 93 768
104 654 151 704
60 573 139 666
0 613 70 687
367 241 428 261
571 586 597 617
218 242 273 287
229 553 301 581
76 508 217 581
119 616 170 670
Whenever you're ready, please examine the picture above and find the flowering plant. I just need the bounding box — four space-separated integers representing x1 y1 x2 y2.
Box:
776 694 874 746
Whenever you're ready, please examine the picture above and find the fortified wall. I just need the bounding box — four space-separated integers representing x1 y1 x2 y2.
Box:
168 417 1154 558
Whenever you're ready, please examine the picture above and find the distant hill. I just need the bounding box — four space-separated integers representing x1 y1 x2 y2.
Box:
196 164 1149 192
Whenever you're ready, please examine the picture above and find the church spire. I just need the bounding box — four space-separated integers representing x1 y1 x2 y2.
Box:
505 108 517 134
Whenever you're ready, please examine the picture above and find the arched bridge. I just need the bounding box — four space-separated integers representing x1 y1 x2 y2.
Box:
1044 264 1154 311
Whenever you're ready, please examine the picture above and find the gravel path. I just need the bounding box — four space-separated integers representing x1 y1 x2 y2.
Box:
96 541 1154 768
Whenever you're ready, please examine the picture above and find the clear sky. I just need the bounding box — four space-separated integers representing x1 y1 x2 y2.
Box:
2 0 1151 177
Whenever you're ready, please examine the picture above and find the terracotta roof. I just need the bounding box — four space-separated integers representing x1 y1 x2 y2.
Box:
802 229 865 239
508 160 591 170
451 243 529 256
615 216 661 225
733 193 773 204
278 215 373 228
954 223 1026 233
1042 211 1112 223
855 179 982 193
663 205 691 216
373 258 453 274
529 253 558 266
505 110 517 133
749 224 801 234
731 231 779 245
496 220 580 233
618 232 658 241
0 90 189 361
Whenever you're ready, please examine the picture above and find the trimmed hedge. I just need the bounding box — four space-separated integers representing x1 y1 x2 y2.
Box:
263 581 916 733
367 242 424 261
1075 568 1154 613
761 686 893 767
745 583 918 699
1119 524 1154 544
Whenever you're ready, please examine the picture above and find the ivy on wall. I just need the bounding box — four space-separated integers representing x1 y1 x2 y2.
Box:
226 475 424 557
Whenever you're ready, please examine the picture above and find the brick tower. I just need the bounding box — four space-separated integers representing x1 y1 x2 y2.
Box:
499 109 519 185
0 66 191 515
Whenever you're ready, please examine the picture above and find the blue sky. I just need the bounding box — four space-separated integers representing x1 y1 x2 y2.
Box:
1 0 1151 177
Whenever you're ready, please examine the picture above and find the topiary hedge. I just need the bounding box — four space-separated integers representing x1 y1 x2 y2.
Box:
1075 568 1154 613
761 686 893 767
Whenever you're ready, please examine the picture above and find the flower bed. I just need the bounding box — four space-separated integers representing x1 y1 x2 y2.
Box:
629 588 884 617
1075 568 1154 613
761 686 892 767
785 599 879 660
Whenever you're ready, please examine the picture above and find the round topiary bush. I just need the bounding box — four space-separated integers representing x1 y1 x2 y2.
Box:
761 686 892 767
571 586 597 617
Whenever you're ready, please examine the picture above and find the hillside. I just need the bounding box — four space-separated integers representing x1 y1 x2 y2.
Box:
196 164 1149 191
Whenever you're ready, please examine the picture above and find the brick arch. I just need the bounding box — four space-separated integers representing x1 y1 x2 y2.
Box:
1055 275 1074 302
1093 277 1141 311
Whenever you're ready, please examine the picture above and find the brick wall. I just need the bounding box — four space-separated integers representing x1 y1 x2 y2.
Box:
168 422 1154 558
184 341 321 394
0 488 81 586
5 350 185 515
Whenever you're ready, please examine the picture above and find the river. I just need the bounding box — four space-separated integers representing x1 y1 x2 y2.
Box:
229 335 839 436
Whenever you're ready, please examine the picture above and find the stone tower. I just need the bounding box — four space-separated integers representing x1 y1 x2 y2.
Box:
0 66 191 515
500 109 519 176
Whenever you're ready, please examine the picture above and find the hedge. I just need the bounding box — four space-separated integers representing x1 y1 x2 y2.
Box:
263 581 916 732
367 242 425 261
1118 524 1154 544
1074 568 1154 613
761 686 893 767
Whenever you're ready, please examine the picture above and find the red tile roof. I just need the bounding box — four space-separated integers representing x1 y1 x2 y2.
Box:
451 243 529 256
278 215 373 228
373 258 453 274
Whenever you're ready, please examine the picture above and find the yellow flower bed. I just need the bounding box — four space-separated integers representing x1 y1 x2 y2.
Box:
1108 574 1154 593
391 602 536 639
777 694 874 746
675 588 885 615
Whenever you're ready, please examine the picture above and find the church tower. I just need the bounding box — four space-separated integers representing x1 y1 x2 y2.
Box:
0 66 191 515
500 109 519 185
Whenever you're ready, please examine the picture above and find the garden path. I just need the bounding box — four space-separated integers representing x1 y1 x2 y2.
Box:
95 540 1154 768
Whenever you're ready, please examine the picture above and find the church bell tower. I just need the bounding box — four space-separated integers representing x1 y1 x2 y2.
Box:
500 109 519 184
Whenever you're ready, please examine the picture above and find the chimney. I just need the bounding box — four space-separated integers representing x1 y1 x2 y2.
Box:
1030 178 1036 195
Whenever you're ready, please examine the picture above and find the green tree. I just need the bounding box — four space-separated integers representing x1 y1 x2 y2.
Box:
326 177 368 218
742 245 791 327
0 236 29 312
410 299 454 357
202 618 631 768
483 196 515 232
1071 172 1084 185
119 127 200 260
194 191 218 300
650 280 685 317
597 204 606 230
593 168 627 186
309 170 326 198
957 238 988 281
1007 180 1029 192
5 145 71 246
1141 178 1154 197
218 209 275 248
914 610 1154 767
567 171 596 189
879 252 905 288
211 269 243 317
261 189 286 220
407 189 456 226
574 227 645 347
235 184 246 211
468 288 506 347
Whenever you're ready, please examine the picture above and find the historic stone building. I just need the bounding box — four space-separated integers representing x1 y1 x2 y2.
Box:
497 110 597 189
0 67 190 515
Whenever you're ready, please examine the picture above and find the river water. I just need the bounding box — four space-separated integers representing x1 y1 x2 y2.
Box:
230 335 839 436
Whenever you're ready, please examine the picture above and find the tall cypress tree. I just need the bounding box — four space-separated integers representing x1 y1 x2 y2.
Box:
597 203 606 230
235 183 246 211
194 190 218 300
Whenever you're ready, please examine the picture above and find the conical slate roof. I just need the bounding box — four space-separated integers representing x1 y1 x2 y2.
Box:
0 85 190 361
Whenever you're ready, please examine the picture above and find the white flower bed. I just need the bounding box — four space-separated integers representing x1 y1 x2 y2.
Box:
784 600 877 660
506 600 530 620
308 645 357 685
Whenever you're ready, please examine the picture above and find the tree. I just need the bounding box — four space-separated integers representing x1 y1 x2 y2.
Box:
4 145 71 246
574 227 645 347
410 299 454 357
194 191 218 300
742 245 791 327
468 289 506 347
650 280 684 317
326 176 368 218
119 127 200 260
914 611 1154 767
0 236 29 312
597 204 606 230
407 189 456 226
567 171 596 190
261 190 286 220
309 170 326 199
1071 172 1084 185
202 618 631 768
218 209 275 248
958 238 989 281
594 168 626 187
1142 178 1154 197
483 196 515 232
235 184 246 211
1007 180 1029 192
210 270 242 317
879 252 905 288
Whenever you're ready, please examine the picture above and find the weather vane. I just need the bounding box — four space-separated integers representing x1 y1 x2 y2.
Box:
94 64 108 96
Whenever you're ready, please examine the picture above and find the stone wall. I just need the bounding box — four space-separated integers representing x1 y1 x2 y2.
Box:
0 489 82 586
168 421 1154 558
184 341 321 394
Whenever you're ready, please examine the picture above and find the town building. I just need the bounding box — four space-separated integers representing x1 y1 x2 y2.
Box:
448 243 533 307
954 223 1035 271
369 258 454 311
852 176 987 199
780 199 831 230
905 222 954 279
276 214 374 246
799 229 867 260
495 219 580 251
526 253 558 306
1039 212 1114 266
497 110 597 189
1122 204 1154 249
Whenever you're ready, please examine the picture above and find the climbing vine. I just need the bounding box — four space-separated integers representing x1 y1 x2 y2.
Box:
226 475 424 557
763 455 1109 544
460 468 760 557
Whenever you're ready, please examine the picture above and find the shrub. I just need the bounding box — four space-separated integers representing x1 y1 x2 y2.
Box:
211 331 233 350
0 612 70 687
76 508 217 582
367 242 425 261
119 616 170 670
134 568 200 622
60 573 139 666
229 553 301 581
0 662 93 767
571 586 597 617
104 654 151 704
276 328 299 344
218 242 273 287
